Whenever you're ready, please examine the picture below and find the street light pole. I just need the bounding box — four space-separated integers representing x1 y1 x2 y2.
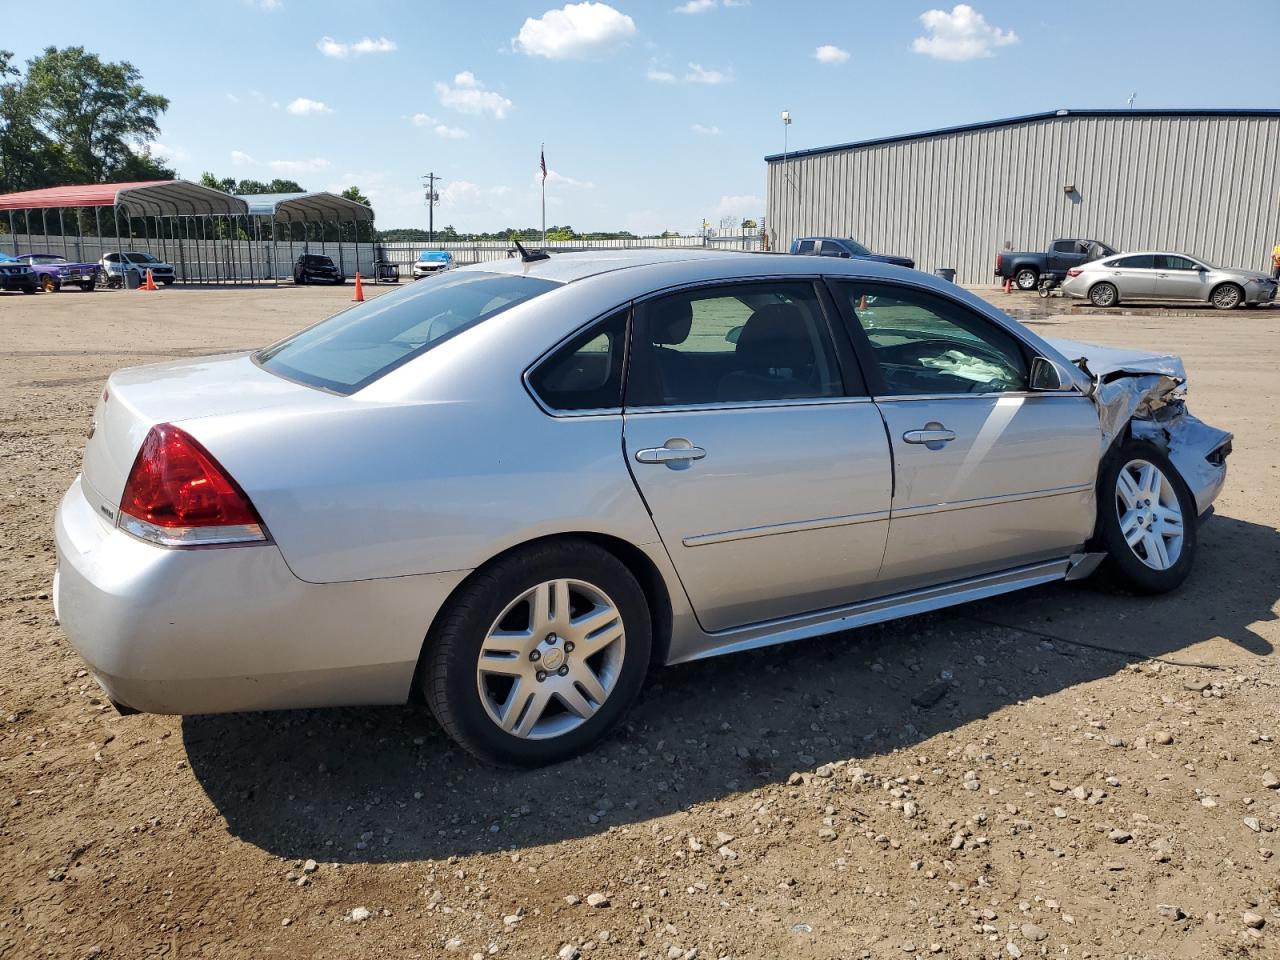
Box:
781 110 792 249
422 172 442 244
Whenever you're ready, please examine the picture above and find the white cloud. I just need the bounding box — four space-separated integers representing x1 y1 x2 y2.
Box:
316 35 397 58
230 150 255 166
674 0 715 12
515 2 637 59
410 113 469 139
692 123 720 135
814 44 850 64
538 169 595 189
646 68 676 83
225 92 239 103
714 194 763 218
287 97 332 115
149 143 190 163
685 63 729 84
268 157 331 173
435 72 513 119
911 4 1018 61
244 0 281 10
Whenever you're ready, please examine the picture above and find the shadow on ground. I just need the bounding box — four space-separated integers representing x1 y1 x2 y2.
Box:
184 514 1278 864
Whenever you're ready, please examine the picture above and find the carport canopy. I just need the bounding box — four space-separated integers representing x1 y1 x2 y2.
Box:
238 192 374 223
0 180 249 217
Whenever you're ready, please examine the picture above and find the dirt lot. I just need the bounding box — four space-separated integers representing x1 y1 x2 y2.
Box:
2 285 1278 960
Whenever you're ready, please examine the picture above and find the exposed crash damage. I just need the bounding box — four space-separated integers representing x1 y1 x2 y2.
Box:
1048 338 1233 517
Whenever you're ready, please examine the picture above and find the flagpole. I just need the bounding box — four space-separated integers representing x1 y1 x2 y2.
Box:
540 142 546 246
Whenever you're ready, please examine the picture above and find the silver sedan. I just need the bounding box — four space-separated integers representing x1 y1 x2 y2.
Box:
1061 251 1278 309
53 250 1232 766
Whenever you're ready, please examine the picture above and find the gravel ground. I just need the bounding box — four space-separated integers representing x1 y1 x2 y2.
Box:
1 284 1278 960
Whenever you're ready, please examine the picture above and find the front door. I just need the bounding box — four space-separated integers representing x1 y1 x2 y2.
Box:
622 280 893 632
831 280 1101 594
1154 254 1211 301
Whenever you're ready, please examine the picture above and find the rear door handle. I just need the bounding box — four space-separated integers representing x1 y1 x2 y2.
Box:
635 438 706 470
903 424 956 448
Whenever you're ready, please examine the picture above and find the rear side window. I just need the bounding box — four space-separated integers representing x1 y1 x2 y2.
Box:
795 240 816 254
1113 254 1155 269
257 271 558 394
528 310 628 412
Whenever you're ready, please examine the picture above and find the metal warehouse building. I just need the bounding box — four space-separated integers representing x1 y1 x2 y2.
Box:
765 109 1280 285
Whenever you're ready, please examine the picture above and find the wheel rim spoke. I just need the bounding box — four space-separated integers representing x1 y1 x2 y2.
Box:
576 619 624 659
555 682 597 720
1116 469 1141 508
1120 510 1145 546
1116 458 1185 571
511 689 550 738
569 661 609 706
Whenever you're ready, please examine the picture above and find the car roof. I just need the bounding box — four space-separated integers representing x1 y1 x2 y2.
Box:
1094 251 1200 260
469 247 860 284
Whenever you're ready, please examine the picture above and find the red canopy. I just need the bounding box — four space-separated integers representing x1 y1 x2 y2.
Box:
0 180 248 216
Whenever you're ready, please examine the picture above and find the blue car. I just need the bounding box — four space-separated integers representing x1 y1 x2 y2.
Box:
413 250 454 279
790 236 915 270
0 251 39 294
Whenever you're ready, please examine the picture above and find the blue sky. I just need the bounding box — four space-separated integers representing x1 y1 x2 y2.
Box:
4 0 1277 233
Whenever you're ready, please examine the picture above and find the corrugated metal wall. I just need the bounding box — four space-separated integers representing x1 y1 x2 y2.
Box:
766 114 1280 285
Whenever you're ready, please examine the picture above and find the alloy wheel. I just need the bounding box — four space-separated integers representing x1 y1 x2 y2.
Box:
1090 283 1116 307
476 578 626 740
1211 284 1241 309
1115 458 1184 571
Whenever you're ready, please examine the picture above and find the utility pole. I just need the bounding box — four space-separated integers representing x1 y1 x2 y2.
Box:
421 172 442 243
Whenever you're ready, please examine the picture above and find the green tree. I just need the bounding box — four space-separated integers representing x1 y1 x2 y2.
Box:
340 185 371 207
18 46 173 185
200 172 238 194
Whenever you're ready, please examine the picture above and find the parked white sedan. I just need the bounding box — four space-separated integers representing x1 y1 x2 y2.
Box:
1062 251 1278 308
54 250 1231 766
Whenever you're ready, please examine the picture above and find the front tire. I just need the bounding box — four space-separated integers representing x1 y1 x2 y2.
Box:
41 276 58 293
421 540 652 767
1014 267 1039 291
1210 283 1242 310
1089 282 1118 307
1094 439 1197 594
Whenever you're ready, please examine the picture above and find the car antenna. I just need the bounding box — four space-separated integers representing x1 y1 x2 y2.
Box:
510 235 551 263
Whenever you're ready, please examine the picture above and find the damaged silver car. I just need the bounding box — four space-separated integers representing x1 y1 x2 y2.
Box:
53 251 1232 766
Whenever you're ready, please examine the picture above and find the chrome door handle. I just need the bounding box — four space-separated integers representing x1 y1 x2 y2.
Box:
903 426 956 445
635 438 706 469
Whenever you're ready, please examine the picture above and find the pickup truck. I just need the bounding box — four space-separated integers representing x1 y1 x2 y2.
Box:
995 239 1117 290
15 253 100 292
791 236 915 269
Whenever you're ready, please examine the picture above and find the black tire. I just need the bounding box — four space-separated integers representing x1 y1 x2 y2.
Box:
421 539 652 767
78 281 95 292
1094 439 1197 594
20 285 36 294
1089 282 1118 308
161 278 174 286
1014 267 1039 291
1210 282 1242 310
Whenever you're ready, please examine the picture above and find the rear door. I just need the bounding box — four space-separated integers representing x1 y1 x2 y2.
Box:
830 280 1100 594
1154 255 1210 301
1101 254 1158 298
622 279 892 632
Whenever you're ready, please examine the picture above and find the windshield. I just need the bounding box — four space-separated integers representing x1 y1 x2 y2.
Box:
124 252 156 263
256 271 559 394
28 255 66 264
418 252 449 261
844 239 872 257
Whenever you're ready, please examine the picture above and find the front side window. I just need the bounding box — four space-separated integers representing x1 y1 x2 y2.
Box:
626 281 844 406
839 283 1028 396
528 310 627 412
818 241 848 258
258 271 558 394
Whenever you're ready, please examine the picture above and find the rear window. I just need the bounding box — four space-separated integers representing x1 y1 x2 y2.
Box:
256 271 558 394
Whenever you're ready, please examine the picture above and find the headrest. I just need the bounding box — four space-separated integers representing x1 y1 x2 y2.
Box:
735 303 813 370
651 298 693 346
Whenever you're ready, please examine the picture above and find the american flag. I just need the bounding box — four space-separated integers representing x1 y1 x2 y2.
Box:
540 145 547 182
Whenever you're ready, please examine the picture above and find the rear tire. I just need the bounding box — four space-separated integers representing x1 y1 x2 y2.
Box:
420 539 652 767
1094 439 1197 594
1089 282 1118 308
1210 283 1242 310
1014 267 1039 291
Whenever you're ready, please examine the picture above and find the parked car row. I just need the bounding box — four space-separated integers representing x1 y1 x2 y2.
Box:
995 237 1277 309
0 250 185 293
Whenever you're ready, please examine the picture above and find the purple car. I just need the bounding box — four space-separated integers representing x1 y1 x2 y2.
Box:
16 253 100 292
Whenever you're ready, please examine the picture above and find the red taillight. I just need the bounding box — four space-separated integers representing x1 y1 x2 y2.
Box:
118 424 266 546
1066 268 1082 278
995 253 1002 271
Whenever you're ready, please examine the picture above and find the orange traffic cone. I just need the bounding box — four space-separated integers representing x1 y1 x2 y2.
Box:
1003 277 1012 294
142 268 158 291
858 294 868 310
352 271 364 303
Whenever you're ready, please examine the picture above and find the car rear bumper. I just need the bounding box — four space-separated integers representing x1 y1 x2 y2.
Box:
53 475 469 715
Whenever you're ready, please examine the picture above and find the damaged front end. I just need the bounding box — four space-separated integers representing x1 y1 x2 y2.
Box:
1047 338 1233 517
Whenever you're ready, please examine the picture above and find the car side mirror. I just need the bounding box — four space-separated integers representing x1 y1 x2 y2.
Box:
1029 356 1069 391
725 325 743 344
